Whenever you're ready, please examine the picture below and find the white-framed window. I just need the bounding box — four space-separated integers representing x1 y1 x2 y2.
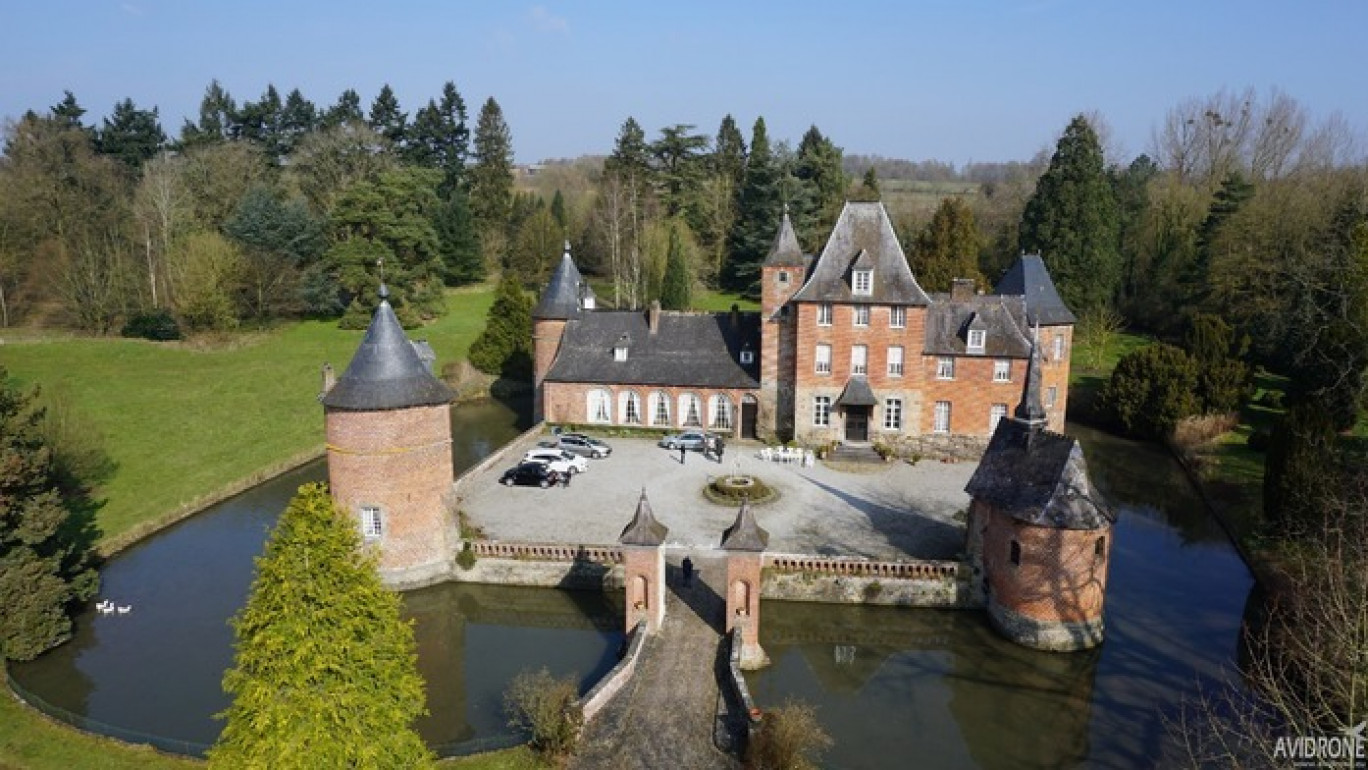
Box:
853 269 873 296
933 401 951 434
883 398 903 431
890 306 906 329
778 270 790 284
1053 333 1065 361
853 305 870 327
815 344 832 374
851 345 868 375
620 390 642 425
710 394 733 430
650 391 671 426
587 389 612 423
614 344 628 362
814 396 831 427
740 348 754 365
679 393 703 427
888 346 904 377
993 359 1011 383
989 403 1008 431
967 329 986 353
937 356 955 380
361 506 383 540
817 303 833 326
1046 386 1058 408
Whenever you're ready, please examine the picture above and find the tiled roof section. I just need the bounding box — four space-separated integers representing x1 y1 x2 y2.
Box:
994 254 1076 325
533 244 593 320
720 499 769 551
791 202 931 306
762 209 806 267
544 310 761 389
924 295 1032 357
322 294 455 411
834 376 877 407
619 490 669 546
1015 331 1047 423
965 420 1112 530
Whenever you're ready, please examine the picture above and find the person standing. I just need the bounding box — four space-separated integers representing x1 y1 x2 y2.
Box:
679 444 687 465
682 556 694 587
717 438 725 463
562 468 572 487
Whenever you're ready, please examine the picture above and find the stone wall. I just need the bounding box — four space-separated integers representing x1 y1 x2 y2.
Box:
762 553 975 608
576 620 648 724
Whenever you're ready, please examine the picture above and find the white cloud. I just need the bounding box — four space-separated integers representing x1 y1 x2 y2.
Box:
527 5 568 34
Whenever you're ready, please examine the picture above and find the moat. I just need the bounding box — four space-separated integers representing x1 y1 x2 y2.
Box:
8 398 1253 767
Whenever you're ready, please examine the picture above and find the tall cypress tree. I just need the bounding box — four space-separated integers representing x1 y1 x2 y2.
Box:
793 125 846 249
368 84 408 152
659 223 692 310
468 272 533 380
469 98 515 253
724 116 782 293
1019 114 1121 312
209 483 433 769
913 196 984 292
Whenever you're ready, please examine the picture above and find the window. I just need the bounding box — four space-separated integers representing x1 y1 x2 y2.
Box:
883 398 903 431
740 348 754 365
967 329 986 353
853 305 870 327
853 269 873 296
933 400 951 433
890 306 906 329
680 393 703 427
817 303 833 326
813 396 831 427
1046 386 1058 408
614 344 628 362
361 506 383 540
588 389 612 423
778 270 790 284
710 395 733 430
650 391 671 426
851 345 868 375
1095 536 1107 559
937 356 955 380
888 346 904 376
1053 333 1065 361
620 391 642 425
1009 540 1021 567
993 359 1011 383
989 403 1008 431
815 344 832 374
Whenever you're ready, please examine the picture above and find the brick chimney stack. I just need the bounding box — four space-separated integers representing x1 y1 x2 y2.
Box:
951 278 976 301
648 300 661 335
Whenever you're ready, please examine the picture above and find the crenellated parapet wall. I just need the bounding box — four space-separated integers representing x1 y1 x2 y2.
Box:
762 552 976 608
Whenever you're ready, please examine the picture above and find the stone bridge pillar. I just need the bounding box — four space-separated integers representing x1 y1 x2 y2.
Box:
721 499 769 669
618 491 668 633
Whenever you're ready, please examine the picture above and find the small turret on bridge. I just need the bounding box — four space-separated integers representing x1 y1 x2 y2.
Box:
721 497 770 669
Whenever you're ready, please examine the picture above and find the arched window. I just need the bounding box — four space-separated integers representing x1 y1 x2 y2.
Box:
587 389 612 424
710 394 733 430
679 393 703 428
649 391 671 427
619 390 642 425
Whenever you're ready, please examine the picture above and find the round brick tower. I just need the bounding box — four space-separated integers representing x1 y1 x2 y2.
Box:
321 285 456 587
532 242 594 423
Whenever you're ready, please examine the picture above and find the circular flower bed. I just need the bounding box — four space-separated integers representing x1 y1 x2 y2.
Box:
704 474 777 505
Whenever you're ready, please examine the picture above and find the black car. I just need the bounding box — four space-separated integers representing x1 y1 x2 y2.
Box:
500 461 560 488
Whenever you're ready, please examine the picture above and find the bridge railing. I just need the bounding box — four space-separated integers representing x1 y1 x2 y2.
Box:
469 540 624 564
764 552 962 579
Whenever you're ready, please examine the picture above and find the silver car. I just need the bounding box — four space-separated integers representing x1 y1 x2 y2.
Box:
522 448 589 475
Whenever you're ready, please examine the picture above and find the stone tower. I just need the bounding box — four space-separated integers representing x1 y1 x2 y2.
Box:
964 335 1112 651
531 242 594 422
321 285 456 587
758 209 806 441
618 490 668 633
721 498 769 669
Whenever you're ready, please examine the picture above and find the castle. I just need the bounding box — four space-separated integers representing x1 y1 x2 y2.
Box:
532 202 1074 457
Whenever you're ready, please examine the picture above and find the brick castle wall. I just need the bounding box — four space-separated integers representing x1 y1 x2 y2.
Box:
542 381 755 437
532 318 567 421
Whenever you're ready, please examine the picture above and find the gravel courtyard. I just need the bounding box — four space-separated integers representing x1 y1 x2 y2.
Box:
458 437 976 561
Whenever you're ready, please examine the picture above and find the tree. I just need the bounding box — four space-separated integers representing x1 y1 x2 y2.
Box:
179 141 270 230
277 88 318 157
321 88 364 129
469 97 515 265
468 272 533 380
168 231 243 331
659 223 692 310
725 116 782 293
288 122 395 213
368 84 407 152
507 207 562 284
1099 343 1200 439
1019 114 1121 313
208 482 433 769
792 126 846 250
651 123 708 219
432 187 483 286
236 85 284 159
223 186 325 319
0 367 99 662
912 196 984 292
1181 313 1250 414
49 90 89 133
407 81 470 196
851 166 880 202
600 116 655 308
178 79 238 148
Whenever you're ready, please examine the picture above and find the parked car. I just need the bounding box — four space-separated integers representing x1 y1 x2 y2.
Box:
555 434 612 459
500 462 560 488
658 431 711 451
522 448 589 475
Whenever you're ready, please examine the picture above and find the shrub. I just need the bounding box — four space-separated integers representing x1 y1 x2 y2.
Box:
1100 343 1199 440
455 541 477 570
121 309 182 340
1264 401 1340 536
504 667 583 759
706 476 775 504
745 699 832 770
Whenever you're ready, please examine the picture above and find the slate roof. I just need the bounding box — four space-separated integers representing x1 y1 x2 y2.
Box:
720 499 769 551
924 294 1033 358
965 419 1111 530
762 209 807 268
1015 331 1047 423
533 244 595 320
619 490 669 546
834 376 877 407
322 289 455 411
544 310 761 389
791 202 931 306
994 254 1076 326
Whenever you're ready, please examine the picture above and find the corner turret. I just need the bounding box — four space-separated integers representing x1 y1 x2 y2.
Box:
533 243 593 421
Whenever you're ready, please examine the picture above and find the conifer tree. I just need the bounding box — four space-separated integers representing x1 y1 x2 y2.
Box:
470 97 515 261
793 125 847 250
209 483 433 769
278 88 318 156
97 98 166 170
1019 114 1121 312
321 88 364 129
433 188 483 286
179 79 237 147
368 84 408 152
724 116 782 293
468 272 533 380
913 197 984 292
660 223 692 310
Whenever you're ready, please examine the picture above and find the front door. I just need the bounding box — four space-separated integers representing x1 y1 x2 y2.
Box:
741 401 758 440
844 406 869 442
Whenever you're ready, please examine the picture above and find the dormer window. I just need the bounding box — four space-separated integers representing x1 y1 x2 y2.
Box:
967 329 986 353
613 334 629 362
740 343 754 365
852 269 873 296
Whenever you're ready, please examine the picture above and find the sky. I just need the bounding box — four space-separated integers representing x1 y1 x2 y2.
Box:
2 1 1366 167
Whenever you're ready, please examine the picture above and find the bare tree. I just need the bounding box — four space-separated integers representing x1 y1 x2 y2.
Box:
133 153 192 308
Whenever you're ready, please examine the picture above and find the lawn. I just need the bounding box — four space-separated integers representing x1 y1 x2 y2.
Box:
1 285 495 551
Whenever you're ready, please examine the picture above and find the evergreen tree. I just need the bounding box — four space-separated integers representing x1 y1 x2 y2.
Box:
1263 401 1340 536
0 368 100 662
711 115 747 188
179 79 238 148
97 98 166 171
407 81 470 197
321 88 364 129
724 116 782 293
208 483 433 769
850 166 881 201
913 197 984 292
469 97 515 258
1019 114 1121 312
1099 343 1200 439
236 85 284 158
1187 171 1255 310
224 186 326 319
49 90 89 133
659 223 692 310
432 187 483 286
277 88 317 157
468 272 533 380
793 126 846 250
368 84 408 152
651 123 708 219
550 189 567 231
1111 154 1159 308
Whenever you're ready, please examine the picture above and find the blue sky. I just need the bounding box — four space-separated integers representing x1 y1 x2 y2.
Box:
3 1 1365 166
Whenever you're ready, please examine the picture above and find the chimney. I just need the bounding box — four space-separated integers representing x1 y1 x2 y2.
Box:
730 303 740 330
321 363 336 395
648 300 661 335
951 278 975 301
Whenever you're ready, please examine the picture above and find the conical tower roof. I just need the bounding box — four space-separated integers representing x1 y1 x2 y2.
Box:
321 286 455 411
720 498 769 551
762 208 806 267
619 489 669 546
533 242 593 320
1014 326 1047 425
